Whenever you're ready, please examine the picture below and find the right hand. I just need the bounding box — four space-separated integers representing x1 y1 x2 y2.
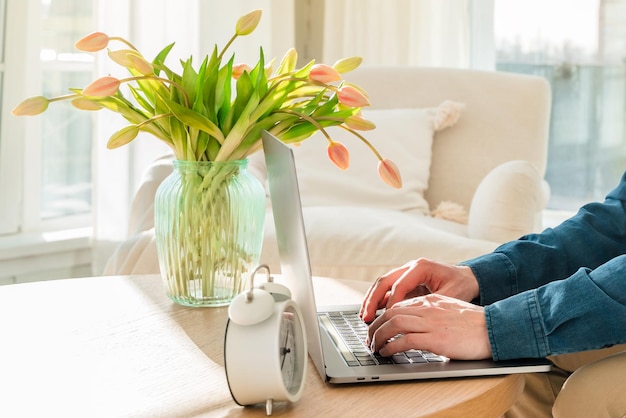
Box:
359 258 480 323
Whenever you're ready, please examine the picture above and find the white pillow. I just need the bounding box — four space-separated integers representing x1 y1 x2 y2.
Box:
468 160 543 242
292 108 439 215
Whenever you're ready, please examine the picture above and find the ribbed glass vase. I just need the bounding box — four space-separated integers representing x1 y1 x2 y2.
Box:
154 159 266 307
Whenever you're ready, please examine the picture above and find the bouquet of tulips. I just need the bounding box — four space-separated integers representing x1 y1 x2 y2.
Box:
12 9 401 188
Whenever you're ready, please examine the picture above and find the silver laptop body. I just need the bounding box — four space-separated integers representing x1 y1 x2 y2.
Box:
260 130 552 384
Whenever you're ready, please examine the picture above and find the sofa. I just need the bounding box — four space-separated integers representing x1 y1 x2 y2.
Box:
103 66 552 282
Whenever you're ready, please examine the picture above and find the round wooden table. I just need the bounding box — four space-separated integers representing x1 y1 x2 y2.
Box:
0 274 524 417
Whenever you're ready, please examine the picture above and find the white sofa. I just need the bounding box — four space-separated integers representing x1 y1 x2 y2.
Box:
104 66 552 282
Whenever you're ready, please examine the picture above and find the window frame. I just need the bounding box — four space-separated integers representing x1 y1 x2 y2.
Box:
0 0 93 284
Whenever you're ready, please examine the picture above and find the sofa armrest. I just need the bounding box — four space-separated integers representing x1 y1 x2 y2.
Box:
127 154 174 235
468 160 548 243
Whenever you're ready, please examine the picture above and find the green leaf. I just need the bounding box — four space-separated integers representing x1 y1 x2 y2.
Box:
215 90 260 160
215 55 233 123
223 70 254 135
152 42 177 78
164 98 225 143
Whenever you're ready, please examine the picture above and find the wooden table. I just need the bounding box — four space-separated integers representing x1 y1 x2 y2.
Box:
0 275 524 417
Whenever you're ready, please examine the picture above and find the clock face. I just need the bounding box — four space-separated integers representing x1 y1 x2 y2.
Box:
279 306 305 394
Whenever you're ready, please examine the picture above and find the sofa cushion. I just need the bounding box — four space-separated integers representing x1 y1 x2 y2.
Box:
468 160 543 242
292 107 444 215
260 206 499 281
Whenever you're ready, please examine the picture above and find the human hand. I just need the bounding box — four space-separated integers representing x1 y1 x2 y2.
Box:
367 294 492 360
359 258 480 323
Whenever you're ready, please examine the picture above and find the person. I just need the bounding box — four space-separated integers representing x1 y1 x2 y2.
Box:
359 171 626 418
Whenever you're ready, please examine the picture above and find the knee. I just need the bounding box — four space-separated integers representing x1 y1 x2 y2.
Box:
553 350 626 418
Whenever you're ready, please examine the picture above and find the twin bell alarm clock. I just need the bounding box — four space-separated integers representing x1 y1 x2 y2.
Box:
224 264 307 415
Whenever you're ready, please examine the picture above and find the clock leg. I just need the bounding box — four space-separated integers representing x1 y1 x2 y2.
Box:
266 399 273 416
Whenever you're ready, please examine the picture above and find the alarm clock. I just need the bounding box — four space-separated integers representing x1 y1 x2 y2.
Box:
224 265 307 415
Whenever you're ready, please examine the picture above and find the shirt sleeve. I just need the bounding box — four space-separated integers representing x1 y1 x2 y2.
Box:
460 171 626 305
485 255 626 360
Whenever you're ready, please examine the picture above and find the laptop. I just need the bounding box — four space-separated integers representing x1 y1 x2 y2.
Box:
260 130 552 384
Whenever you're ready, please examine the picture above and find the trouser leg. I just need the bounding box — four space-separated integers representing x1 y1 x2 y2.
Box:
505 344 626 418
552 349 626 418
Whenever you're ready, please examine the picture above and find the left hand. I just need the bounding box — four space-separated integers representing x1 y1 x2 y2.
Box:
367 294 492 360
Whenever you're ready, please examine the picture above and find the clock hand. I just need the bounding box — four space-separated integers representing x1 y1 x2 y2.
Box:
280 327 292 369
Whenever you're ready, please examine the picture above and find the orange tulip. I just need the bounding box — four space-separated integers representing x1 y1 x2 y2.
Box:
377 159 402 188
337 85 370 107
82 76 120 97
74 32 110 52
309 64 341 84
327 141 350 170
11 96 49 116
232 63 252 80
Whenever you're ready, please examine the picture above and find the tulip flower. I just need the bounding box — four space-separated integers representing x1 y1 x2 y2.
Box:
74 32 109 52
344 114 376 131
71 98 103 111
327 141 350 170
332 56 363 74
277 48 298 75
11 96 50 116
127 54 154 75
337 85 370 107
108 49 135 67
309 64 341 84
232 63 252 80
235 9 262 36
107 125 139 149
377 159 402 188
81 76 121 97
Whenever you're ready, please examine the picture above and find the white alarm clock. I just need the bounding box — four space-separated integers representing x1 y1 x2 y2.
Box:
224 265 307 415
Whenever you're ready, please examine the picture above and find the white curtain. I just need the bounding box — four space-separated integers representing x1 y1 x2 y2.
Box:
90 0 477 274
322 0 471 67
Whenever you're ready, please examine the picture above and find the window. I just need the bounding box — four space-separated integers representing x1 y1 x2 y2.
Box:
0 0 94 284
494 0 626 210
39 0 94 220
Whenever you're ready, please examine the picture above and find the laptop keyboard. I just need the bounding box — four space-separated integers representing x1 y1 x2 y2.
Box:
319 311 447 367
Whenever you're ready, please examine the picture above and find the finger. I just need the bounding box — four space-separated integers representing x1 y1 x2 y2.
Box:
385 265 430 309
366 308 393 344
369 312 430 352
360 274 400 322
377 333 427 357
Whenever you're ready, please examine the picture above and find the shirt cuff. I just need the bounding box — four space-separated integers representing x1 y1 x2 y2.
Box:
459 252 518 305
485 291 550 360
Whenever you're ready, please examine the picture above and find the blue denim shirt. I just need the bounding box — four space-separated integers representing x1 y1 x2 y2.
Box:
460 171 626 361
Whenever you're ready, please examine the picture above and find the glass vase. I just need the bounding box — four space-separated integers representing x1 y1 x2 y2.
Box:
154 159 266 307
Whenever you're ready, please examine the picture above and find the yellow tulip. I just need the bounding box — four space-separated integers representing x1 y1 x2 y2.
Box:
332 56 363 74
107 125 139 149
71 98 103 111
11 96 49 116
235 9 262 36
344 114 376 131
127 54 154 75
277 48 298 75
